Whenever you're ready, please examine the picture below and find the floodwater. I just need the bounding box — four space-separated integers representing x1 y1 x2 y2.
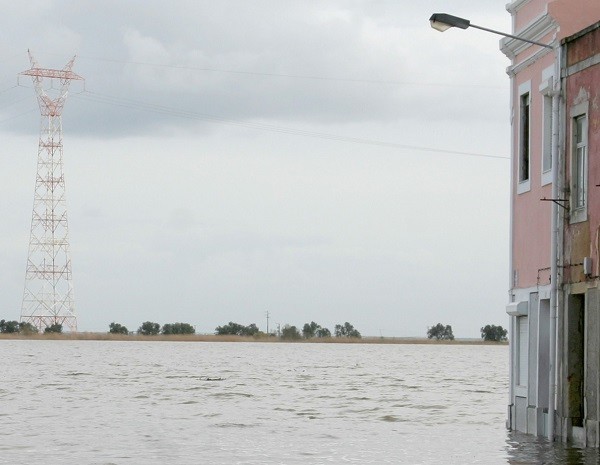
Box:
0 341 598 464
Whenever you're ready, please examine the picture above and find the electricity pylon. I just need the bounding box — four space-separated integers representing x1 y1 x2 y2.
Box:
19 51 83 332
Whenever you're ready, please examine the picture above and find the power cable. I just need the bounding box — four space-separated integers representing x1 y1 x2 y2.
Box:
73 89 509 160
0 82 509 160
0 84 19 95
63 53 504 90
0 108 37 124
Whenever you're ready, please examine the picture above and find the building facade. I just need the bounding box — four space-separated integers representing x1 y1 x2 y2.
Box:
556 20 600 446
503 0 600 445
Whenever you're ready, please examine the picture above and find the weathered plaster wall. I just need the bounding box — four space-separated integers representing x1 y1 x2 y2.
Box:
565 24 600 285
557 21 600 446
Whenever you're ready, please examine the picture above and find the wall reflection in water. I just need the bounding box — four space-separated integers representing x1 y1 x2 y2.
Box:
506 432 600 464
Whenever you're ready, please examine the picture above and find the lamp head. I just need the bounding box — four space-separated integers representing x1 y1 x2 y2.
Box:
429 13 471 32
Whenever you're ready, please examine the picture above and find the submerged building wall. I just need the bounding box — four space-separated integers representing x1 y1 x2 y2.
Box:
502 0 557 437
503 0 600 444
556 21 600 446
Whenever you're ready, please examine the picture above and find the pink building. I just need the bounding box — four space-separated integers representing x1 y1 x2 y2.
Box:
503 0 600 446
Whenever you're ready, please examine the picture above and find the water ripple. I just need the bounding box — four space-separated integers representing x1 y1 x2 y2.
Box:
0 341 522 464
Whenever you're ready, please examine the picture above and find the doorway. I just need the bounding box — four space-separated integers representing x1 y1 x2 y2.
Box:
567 293 585 428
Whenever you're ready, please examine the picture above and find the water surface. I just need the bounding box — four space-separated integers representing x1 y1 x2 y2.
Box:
0 341 596 464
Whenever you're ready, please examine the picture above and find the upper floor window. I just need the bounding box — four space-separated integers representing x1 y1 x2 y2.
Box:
519 92 530 184
542 95 552 179
516 82 531 196
572 114 588 211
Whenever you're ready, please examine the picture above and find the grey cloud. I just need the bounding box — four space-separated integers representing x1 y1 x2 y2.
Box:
0 0 509 138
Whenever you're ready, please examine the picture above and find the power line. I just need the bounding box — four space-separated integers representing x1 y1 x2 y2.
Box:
0 84 20 95
0 95 32 111
0 108 36 124
64 53 504 89
73 89 508 160
0 84 508 160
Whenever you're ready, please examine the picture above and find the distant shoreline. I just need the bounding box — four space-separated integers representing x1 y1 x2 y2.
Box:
0 333 507 345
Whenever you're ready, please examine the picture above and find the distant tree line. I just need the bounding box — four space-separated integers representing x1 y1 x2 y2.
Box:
215 322 260 337
0 318 360 339
0 319 63 334
108 321 196 335
425 322 508 342
1 317 507 341
0 319 39 334
213 320 361 341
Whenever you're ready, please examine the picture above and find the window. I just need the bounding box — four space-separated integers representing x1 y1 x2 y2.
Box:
519 92 530 184
516 81 531 194
541 94 552 181
570 99 588 223
573 114 587 210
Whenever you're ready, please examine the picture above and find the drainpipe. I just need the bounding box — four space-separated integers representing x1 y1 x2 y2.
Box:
548 43 562 442
507 73 516 427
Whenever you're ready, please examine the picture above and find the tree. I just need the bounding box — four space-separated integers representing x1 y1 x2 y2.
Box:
280 324 301 340
427 323 454 340
18 322 38 334
481 324 508 342
162 322 195 335
302 321 320 339
215 322 259 336
215 321 244 335
302 321 332 339
138 321 160 336
334 322 361 338
316 327 331 338
44 323 63 333
241 323 259 336
1 320 39 335
0 320 20 334
109 322 129 335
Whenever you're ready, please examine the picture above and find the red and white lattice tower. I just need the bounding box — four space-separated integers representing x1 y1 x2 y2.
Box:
20 51 83 332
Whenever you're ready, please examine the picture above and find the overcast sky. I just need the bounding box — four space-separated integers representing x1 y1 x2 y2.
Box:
0 0 511 337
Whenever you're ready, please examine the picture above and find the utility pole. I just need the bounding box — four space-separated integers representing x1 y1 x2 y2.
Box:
19 51 83 332
265 310 270 335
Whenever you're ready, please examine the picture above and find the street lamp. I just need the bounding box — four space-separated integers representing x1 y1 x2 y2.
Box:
429 13 552 48
429 13 470 32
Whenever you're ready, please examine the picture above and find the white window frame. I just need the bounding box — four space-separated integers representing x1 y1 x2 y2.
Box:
539 68 554 186
570 101 589 224
517 81 531 194
541 94 553 185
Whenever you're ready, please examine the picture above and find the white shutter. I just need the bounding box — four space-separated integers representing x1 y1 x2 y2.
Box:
518 316 529 386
